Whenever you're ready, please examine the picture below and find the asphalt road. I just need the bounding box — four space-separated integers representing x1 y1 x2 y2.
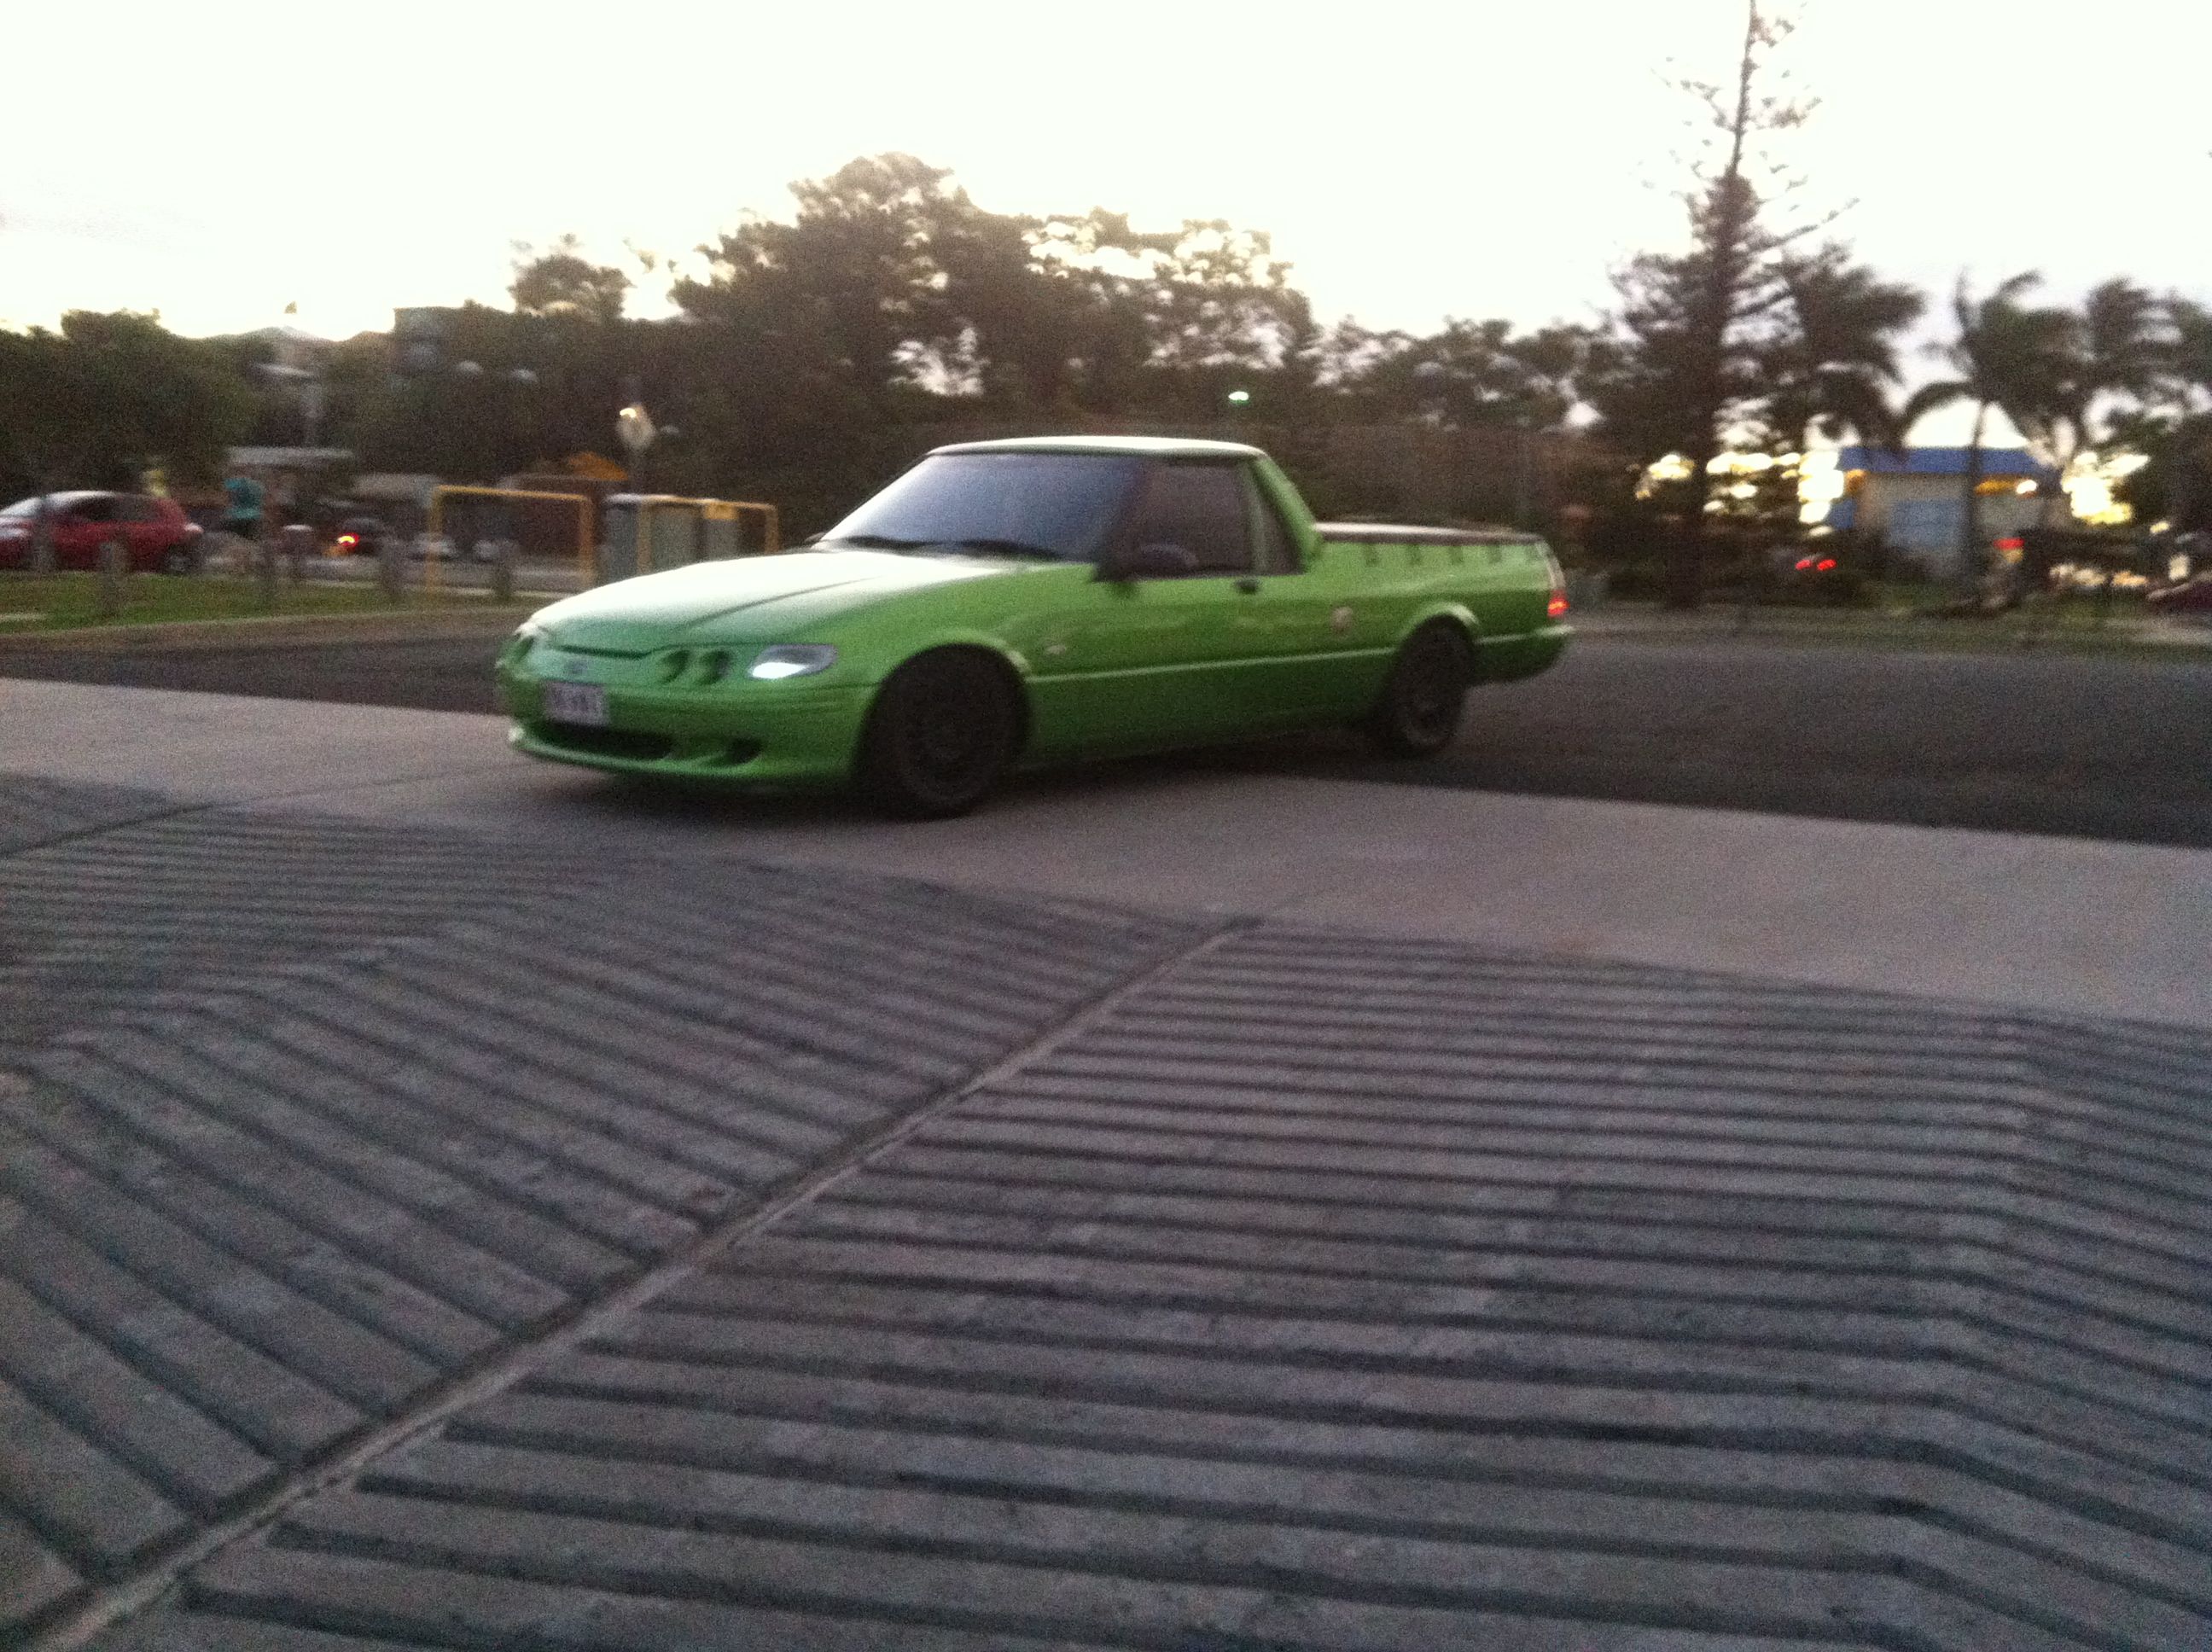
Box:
4 631 2208 846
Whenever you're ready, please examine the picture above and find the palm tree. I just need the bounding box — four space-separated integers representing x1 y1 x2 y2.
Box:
2013 279 2164 529
1902 273 2074 580
1759 247 1926 451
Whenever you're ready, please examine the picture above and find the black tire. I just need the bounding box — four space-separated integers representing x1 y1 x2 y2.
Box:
1365 622 1475 757
854 650 1021 818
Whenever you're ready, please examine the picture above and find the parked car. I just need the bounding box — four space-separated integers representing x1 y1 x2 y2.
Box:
498 434 1572 817
2147 575 2212 614
332 515 392 556
0 492 205 573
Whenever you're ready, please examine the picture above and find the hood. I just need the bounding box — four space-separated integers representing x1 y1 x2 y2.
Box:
531 550 1004 651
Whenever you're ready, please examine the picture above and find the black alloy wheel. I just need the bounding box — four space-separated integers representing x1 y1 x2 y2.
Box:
855 650 1021 818
1365 621 1475 757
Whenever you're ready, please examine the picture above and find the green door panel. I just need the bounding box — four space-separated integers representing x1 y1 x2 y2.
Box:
1016 572 1264 753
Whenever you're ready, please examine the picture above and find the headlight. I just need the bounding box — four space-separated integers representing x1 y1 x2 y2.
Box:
748 644 838 680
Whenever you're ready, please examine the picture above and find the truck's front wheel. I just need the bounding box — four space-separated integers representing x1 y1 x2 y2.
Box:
1365 622 1474 757
854 649 1019 818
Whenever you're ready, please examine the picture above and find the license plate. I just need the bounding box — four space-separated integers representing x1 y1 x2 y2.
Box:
542 682 609 725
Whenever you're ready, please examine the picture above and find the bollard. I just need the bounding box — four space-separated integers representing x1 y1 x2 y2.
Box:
490 538 517 603
256 535 280 608
96 539 128 618
282 523 313 585
376 533 405 604
30 497 58 576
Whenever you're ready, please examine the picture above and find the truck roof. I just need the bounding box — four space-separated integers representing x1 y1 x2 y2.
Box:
928 434 1266 461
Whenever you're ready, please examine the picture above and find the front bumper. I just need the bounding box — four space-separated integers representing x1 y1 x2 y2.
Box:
498 666 873 788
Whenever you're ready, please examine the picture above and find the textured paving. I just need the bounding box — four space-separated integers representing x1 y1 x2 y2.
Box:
98 930 2212 1649
0 779 1205 1643
0 779 178 858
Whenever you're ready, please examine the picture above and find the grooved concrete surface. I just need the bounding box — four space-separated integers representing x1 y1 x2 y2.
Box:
83 923 2212 1648
0 781 1205 1643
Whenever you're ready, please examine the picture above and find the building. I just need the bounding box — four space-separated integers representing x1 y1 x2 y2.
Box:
1802 446 2060 580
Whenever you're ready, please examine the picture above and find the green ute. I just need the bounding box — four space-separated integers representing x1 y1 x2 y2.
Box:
498 435 1571 816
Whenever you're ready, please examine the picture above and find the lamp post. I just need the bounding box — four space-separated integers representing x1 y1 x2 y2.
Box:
616 401 656 493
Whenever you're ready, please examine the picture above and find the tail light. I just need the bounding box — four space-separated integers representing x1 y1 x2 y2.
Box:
336 533 358 549
1816 557 1837 572
1542 549 1569 620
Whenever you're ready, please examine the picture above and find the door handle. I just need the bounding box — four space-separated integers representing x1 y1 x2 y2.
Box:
1234 578 1261 595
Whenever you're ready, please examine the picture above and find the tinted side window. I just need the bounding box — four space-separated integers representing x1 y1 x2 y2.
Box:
118 496 164 522
1131 464 1252 574
70 497 119 524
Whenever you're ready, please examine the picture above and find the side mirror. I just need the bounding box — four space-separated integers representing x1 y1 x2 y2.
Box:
1103 541 1198 582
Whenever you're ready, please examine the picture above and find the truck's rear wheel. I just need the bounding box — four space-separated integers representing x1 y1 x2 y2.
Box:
1365 622 1474 757
854 649 1019 818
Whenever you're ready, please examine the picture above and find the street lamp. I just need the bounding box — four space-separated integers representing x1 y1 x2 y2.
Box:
1225 388 1251 407
616 401 656 492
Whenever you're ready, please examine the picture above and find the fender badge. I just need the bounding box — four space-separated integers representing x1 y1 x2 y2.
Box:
1329 605 1355 634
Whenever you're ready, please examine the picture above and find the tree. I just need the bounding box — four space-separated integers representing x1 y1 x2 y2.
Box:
2114 297 2212 534
1586 1 1822 605
1755 246 1924 451
677 154 970 401
1316 317 1592 431
679 156 1323 409
1901 272 2075 577
509 236 631 324
2011 278 2163 529
0 311 251 497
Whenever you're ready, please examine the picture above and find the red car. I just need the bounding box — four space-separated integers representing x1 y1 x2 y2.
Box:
0 492 206 574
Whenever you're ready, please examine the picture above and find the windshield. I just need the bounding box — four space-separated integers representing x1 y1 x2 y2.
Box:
820 453 1145 563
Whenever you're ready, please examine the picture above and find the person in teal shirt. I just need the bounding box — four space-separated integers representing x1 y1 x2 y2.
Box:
222 474 265 541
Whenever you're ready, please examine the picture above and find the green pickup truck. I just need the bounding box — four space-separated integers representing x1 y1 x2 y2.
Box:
498 435 1571 815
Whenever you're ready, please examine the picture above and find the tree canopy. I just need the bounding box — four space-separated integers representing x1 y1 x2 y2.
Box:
0 311 252 500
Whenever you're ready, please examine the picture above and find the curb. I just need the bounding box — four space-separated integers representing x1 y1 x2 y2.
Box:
1569 611 2212 653
0 607 538 654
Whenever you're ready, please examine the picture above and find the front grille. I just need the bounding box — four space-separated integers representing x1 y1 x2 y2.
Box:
532 722 675 761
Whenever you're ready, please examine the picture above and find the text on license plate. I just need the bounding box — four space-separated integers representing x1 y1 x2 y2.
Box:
542 682 609 725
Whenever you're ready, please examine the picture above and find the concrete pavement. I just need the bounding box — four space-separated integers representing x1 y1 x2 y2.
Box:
3 677 2206 1030
3 684 2209 1648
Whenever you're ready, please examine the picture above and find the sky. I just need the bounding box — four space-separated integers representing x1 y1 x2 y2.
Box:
6 0 2209 445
